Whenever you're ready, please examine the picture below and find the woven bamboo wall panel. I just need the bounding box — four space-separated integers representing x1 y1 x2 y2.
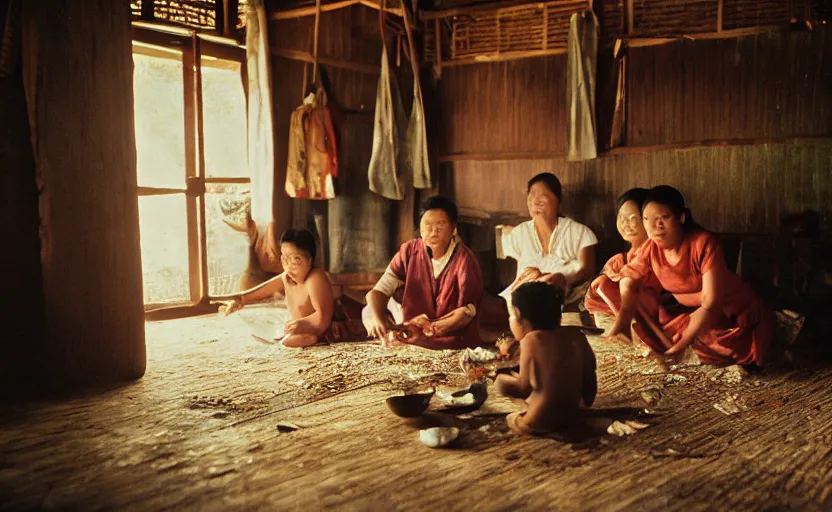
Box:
153 1 216 29
448 1 586 59
601 0 624 44
633 0 718 35
422 21 437 63
130 0 249 31
723 0 789 29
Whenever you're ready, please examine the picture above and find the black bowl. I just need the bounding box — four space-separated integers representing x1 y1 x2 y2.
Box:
437 382 489 413
386 388 435 418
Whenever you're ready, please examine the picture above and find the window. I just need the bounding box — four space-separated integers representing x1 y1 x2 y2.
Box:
132 24 250 317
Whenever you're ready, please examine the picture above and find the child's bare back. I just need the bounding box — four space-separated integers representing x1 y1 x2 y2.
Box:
521 326 596 431
495 281 597 435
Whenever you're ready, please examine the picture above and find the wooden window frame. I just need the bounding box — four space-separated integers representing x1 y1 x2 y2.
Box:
132 23 249 321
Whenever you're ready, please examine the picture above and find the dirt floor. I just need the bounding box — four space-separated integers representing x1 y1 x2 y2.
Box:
1 312 831 511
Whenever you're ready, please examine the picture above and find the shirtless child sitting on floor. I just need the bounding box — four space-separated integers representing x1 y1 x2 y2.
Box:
222 229 334 347
496 282 597 435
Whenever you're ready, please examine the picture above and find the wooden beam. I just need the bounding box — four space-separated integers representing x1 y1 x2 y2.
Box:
204 176 252 184
679 26 783 40
183 36 202 305
272 47 380 74
358 0 403 16
624 26 786 49
194 35 210 303
312 0 321 83
434 18 442 78
144 300 218 322
216 0 225 39
223 0 240 37
625 0 634 34
401 0 420 73
440 47 566 67
717 0 723 32
440 151 564 162
439 136 832 162
420 0 553 20
199 37 246 61
606 136 832 155
272 0 357 19
138 187 187 196
132 24 190 47
271 0 402 20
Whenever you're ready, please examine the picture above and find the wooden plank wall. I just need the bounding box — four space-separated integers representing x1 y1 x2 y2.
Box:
439 27 832 270
438 56 567 156
628 29 832 145
269 5 401 273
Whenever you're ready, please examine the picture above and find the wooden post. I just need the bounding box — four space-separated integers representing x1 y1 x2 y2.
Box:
312 0 321 83
717 0 723 32
183 37 202 304
20 0 146 386
434 18 442 78
216 0 225 38
625 0 634 34
223 0 239 38
193 35 210 302
141 0 154 22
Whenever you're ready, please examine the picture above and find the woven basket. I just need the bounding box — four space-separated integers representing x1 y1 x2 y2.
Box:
448 1 586 59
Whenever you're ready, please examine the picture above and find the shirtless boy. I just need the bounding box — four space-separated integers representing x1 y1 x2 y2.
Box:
496 281 597 435
222 229 334 347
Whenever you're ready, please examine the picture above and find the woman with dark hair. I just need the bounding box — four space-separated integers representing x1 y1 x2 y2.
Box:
584 188 669 344
604 185 774 366
362 196 485 349
498 172 598 308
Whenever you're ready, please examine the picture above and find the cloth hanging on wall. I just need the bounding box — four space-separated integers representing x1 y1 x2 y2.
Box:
368 43 409 200
368 4 432 201
285 88 338 199
246 0 276 225
566 10 599 162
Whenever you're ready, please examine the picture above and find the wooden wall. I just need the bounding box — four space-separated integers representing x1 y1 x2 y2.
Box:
438 56 567 156
438 27 832 280
270 5 404 273
628 29 832 145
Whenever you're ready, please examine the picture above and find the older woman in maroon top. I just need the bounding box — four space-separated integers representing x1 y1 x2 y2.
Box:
362 196 484 349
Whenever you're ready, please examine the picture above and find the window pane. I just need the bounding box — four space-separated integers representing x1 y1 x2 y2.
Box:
132 48 187 189
139 195 190 306
201 58 248 178
206 183 251 296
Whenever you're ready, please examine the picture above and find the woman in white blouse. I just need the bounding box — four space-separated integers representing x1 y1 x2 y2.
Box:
499 172 598 308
